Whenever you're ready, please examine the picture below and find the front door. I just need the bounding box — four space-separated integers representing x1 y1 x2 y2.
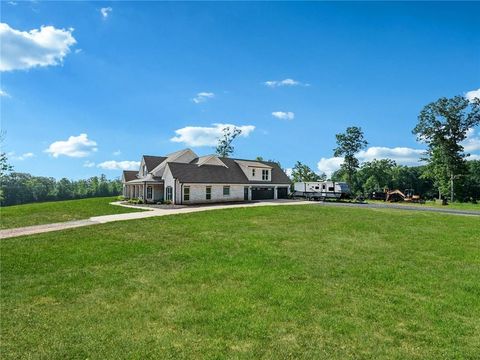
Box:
244 187 249 201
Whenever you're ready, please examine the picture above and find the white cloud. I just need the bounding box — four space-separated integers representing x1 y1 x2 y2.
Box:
45 133 97 158
317 157 344 177
272 111 295 120
7 151 35 161
465 88 480 102
357 147 424 165
113 150 121 156
97 160 140 170
264 78 309 88
83 160 95 168
100 7 112 19
285 168 293 178
171 123 255 147
0 89 10 97
192 92 215 104
0 22 77 71
467 154 480 161
462 128 480 153
317 146 425 177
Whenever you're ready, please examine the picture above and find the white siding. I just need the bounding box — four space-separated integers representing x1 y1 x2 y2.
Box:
181 183 246 204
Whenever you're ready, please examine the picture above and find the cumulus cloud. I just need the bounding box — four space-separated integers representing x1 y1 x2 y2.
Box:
0 22 76 71
97 160 140 170
317 146 425 177
0 89 10 97
462 128 480 153
100 7 112 19
467 154 480 161
7 151 35 161
45 133 97 158
264 78 309 88
171 123 255 147
465 88 480 102
83 160 95 168
192 92 215 104
272 111 295 120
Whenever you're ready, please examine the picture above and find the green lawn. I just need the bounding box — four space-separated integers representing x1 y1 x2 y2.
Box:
0 197 142 229
1 205 479 359
367 199 480 211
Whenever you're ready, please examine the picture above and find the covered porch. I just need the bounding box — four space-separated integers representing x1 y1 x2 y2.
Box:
123 175 164 203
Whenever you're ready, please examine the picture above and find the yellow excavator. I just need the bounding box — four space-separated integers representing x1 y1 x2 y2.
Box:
385 189 423 203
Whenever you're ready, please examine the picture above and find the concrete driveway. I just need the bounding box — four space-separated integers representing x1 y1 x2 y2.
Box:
1 199 477 240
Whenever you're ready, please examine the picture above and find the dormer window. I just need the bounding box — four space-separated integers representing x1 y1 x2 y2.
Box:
262 169 269 181
252 169 256 177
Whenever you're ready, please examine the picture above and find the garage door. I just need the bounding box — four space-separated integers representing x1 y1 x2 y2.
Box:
251 187 274 200
277 187 288 199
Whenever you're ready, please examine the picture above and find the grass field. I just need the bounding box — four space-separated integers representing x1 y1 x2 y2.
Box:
0 197 142 229
1 205 479 359
367 199 480 211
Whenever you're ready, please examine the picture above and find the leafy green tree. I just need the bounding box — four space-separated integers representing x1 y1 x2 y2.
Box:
413 96 480 201
357 159 396 195
216 127 242 158
333 126 368 188
291 161 323 182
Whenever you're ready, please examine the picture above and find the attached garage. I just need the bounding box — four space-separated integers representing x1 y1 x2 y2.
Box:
277 187 289 199
251 187 274 200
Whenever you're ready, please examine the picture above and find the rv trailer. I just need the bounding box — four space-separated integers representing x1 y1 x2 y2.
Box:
293 181 350 200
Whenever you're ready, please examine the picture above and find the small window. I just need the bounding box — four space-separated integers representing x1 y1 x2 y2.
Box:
146 186 153 199
322 184 326 190
252 169 256 177
184 186 190 201
315 186 319 190
262 169 269 181
166 186 173 201
328 187 335 192
223 186 230 196
206 186 211 200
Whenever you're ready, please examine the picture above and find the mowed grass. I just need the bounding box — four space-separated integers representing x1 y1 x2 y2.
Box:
368 199 480 212
1 205 479 359
0 197 143 229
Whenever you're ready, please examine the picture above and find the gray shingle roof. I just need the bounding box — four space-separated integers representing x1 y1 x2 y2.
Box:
143 155 166 171
167 157 291 184
122 170 138 182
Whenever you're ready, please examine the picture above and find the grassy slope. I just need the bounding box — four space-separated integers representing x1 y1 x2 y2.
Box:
1 205 479 359
0 197 142 229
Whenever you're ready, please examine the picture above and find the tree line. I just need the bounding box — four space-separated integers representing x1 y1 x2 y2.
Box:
0 172 123 206
291 94 480 202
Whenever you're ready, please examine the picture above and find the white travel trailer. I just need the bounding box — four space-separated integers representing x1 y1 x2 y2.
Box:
293 181 350 200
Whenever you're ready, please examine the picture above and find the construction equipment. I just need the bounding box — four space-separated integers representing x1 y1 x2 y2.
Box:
385 189 424 203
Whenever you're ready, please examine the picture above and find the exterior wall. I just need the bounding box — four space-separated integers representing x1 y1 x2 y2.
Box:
237 163 272 182
163 165 177 203
180 183 246 204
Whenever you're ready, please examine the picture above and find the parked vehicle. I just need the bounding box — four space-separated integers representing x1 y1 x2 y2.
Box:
292 181 350 200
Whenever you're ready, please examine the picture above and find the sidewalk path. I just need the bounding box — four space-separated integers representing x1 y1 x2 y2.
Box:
0 200 310 240
1 200 478 240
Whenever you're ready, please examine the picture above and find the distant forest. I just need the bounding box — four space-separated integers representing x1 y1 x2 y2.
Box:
0 172 123 206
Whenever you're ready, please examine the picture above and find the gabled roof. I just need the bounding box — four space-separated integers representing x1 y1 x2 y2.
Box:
167 157 291 184
122 170 138 182
142 155 167 172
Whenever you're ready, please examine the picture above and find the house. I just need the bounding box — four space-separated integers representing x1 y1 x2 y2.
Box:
122 149 291 204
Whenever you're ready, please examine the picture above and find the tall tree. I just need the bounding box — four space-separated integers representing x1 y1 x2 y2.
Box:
333 126 368 187
413 95 480 201
291 161 323 182
215 127 242 158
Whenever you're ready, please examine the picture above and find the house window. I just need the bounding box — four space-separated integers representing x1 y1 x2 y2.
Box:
206 186 212 200
252 169 256 177
146 186 153 199
262 169 269 181
223 186 230 196
166 186 173 201
143 165 147 176
184 186 190 201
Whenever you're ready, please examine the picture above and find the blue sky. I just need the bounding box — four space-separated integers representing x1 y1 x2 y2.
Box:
1 1 479 179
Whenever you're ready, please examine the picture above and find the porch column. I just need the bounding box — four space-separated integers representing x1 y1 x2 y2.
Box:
274 186 278 200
